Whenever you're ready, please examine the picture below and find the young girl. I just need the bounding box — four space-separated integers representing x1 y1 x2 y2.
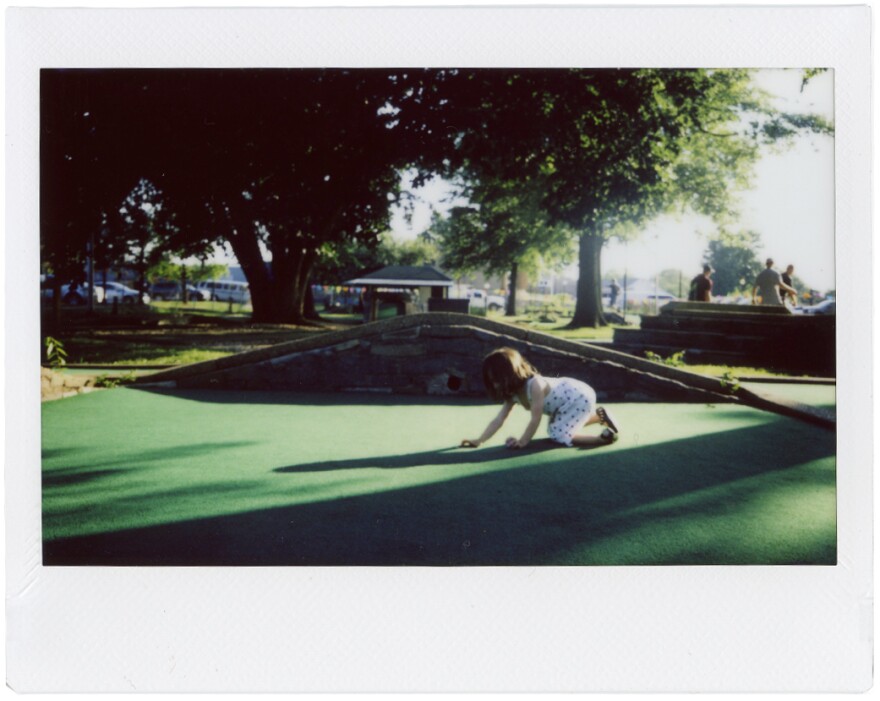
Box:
461 347 619 449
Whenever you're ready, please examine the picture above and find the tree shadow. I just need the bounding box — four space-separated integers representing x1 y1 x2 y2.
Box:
43 468 126 488
43 420 836 567
274 442 564 473
42 440 261 478
131 386 488 408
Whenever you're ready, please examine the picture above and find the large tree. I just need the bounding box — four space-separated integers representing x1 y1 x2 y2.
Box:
42 68 831 327
702 229 764 297
41 69 410 323
428 177 574 315
398 68 832 327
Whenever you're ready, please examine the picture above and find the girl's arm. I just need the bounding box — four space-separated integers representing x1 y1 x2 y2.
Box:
461 400 515 447
508 380 545 448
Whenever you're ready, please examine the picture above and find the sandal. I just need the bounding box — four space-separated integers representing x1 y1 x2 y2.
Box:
600 428 618 444
597 406 619 434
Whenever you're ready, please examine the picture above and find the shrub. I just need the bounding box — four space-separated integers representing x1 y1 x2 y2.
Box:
44 336 67 367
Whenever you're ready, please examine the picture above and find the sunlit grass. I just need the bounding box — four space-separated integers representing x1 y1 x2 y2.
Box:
150 300 252 316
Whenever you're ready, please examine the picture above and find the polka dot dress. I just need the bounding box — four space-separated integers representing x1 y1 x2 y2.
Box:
527 376 597 446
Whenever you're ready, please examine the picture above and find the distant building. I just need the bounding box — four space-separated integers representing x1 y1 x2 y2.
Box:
346 265 455 321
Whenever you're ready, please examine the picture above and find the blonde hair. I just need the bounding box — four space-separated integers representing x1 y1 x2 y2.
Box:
482 347 538 401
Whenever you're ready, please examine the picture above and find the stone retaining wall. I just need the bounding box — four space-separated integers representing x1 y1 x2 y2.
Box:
143 313 733 404
41 367 98 401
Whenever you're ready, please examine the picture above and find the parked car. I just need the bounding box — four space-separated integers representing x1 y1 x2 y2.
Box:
796 299 836 315
149 281 181 301
40 276 104 305
186 285 210 301
467 289 506 312
103 281 150 304
149 282 210 301
195 280 251 304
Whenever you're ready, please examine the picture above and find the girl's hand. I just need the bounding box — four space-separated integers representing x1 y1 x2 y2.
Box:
505 437 528 449
460 439 481 448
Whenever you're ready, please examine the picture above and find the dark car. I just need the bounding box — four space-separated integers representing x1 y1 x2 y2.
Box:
149 282 209 301
149 281 180 300
800 299 836 315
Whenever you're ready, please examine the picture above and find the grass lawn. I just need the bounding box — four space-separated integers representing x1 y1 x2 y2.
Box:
42 387 836 566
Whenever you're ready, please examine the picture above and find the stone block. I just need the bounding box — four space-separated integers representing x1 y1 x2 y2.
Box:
370 343 427 357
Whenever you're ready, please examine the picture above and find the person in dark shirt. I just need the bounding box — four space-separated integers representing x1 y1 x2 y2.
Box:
688 265 714 302
780 264 796 307
609 278 621 310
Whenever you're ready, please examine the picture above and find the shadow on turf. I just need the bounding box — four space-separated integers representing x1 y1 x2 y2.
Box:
41 440 262 483
273 442 568 472
43 419 836 567
133 386 489 407
43 468 127 488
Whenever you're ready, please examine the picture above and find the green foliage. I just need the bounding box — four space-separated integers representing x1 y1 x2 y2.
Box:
93 371 137 389
429 182 575 280
147 258 181 284
412 68 831 327
657 268 687 298
719 371 741 395
644 350 687 367
44 336 68 367
384 236 442 267
188 263 229 284
42 68 834 325
312 238 391 284
116 179 179 269
703 229 764 296
148 258 229 285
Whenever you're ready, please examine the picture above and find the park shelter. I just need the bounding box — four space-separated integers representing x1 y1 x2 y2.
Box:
346 265 454 321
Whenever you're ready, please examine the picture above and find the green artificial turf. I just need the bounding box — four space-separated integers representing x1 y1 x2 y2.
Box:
41 388 836 566
741 382 836 413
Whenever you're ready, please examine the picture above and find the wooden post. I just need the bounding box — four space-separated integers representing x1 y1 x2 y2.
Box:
370 287 378 322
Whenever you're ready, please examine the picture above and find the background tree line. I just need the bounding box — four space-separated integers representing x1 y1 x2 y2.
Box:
41 68 831 326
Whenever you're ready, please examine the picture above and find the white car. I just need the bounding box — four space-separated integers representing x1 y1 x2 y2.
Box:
103 281 150 304
195 280 251 304
467 289 506 312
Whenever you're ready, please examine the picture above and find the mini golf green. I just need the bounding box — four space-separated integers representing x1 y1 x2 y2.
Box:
41 387 836 566
741 382 836 414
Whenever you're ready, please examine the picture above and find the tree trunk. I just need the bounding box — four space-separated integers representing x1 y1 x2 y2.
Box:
303 283 320 320
51 276 62 331
569 231 606 328
231 231 320 324
506 261 518 316
228 222 274 322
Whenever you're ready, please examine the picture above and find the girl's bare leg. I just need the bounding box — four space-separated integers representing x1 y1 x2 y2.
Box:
570 411 617 447
583 411 602 427
570 433 609 447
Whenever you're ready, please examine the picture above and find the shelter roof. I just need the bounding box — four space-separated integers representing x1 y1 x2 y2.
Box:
346 265 454 288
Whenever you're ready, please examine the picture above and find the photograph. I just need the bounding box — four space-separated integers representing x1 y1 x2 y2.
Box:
6 4 872 694
39 66 837 567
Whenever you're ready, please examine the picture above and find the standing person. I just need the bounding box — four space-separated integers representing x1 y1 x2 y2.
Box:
752 258 797 306
780 264 796 307
608 278 621 310
460 347 619 449
687 264 714 302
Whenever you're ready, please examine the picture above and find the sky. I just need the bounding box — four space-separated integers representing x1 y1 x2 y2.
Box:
389 69 836 293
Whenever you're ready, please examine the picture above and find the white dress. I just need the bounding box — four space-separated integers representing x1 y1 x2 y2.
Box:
523 376 597 446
